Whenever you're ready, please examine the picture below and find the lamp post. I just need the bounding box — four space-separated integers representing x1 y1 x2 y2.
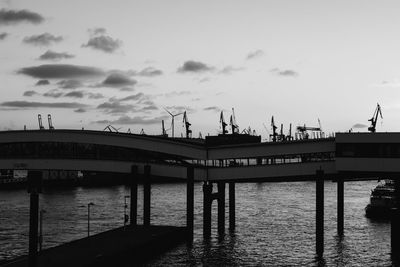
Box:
124 196 130 228
39 209 46 252
87 202 94 237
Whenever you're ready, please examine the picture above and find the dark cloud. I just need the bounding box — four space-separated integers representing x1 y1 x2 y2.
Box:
270 68 298 77
43 89 63 98
0 9 44 25
246 49 264 60
82 35 122 53
38 50 74 61
119 87 135 92
352 123 368 129
142 104 158 111
97 101 135 114
165 105 196 114
18 64 105 79
87 92 105 99
204 106 219 112
132 67 163 77
177 60 214 73
35 79 50 86
23 33 63 46
0 32 8 40
74 108 86 113
95 115 167 125
100 72 137 87
0 101 87 109
23 90 38 97
64 91 84 98
219 66 245 75
119 93 145 102
57 79 82 89
88 27 106 36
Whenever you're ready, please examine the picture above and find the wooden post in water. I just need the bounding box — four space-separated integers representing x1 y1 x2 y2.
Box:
186 166 194 242
392 179 400 258
229 182 235 231
316 169 324 257
203 181 212 238
217 182 225 235
143 165 151 226
130 165 138 226
337 178 344 236
27 171 42 267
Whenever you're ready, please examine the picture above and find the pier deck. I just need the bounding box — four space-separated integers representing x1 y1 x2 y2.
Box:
2 225 187 267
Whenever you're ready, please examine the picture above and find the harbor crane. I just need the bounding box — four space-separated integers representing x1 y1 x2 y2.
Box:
296 119 323 139
229 108 239 134
368 103 383 133
183 111 192 138
164 108 183 138
161 120 167 137
38 114 45 130
270 116 278 142
48 114 54 130
103 125 121 132
220 111 228 135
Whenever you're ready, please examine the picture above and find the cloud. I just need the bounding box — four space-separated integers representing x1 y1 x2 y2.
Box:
0 9 44 25
95 115 167 125
119 93 145 102
131 67 163 77
204 106 219 112
23 90 39 97
246 49 264 60
87 92 105 99
270 68 298 77
165 105 195 114
97 100 135 114
99 72 137 87
23 33 63 46
352 123 368 129
0 32 8 40
43 89 63 98
82 35 122 53
164 91 192 97
219 66 245 75
0 101 87 109
38 50 74 61
35 79 50 86
57 79 82 89
18 64 105 79
74 108 86 113
88 27 106 36
64 91 84 98
177 60 214 73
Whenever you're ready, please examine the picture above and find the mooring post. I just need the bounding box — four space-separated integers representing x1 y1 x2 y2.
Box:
130 165 138 226
27 170 42 267
187 166 194 242
392 179 400 258
203 181 212 238
217 182 225 235
337 178 344 236
316 169 324 257
143 165 151 226
229 182 235 231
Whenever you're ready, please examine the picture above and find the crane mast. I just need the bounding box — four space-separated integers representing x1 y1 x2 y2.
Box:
368 103 382 133
38 114 44 130
270 116 278 142
48 114 54 130
183 111 192 138
220 111 228 135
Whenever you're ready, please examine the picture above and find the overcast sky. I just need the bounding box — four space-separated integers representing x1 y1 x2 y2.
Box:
1 0 399 137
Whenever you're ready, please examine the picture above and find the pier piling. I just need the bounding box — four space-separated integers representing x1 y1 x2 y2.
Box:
186 166 194 242
229 182 235 231
143 165 151 226
27 170 42 267
337 178 344 236
130 165 138 226
316 170 324 257
203 181 212 238
392 179 400 257
217 182 225 235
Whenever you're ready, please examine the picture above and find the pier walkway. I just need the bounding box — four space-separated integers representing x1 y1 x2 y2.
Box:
1 225 187 267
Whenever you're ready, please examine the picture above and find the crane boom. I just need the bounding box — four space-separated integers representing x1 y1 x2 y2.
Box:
368 103 382 133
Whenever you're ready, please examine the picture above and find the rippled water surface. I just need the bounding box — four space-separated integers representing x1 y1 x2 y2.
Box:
0 181 394 266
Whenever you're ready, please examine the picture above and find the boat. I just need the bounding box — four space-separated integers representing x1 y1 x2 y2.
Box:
365 180 396 219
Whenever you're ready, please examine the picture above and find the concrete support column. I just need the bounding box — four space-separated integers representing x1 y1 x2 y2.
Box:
203 181 212 238
217 182 225 235
337 178 344 236
392 179 400 258
143 165 151 226
27 171 42 267
130 165 138 226
316 169 324 257
229 182 235 231
186 166 194 242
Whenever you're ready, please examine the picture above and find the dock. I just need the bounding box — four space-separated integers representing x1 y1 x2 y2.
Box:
2 225 188 267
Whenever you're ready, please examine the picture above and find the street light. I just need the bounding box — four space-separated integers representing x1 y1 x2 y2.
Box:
87 202 95 237
124 196 130 228
39 209 46 252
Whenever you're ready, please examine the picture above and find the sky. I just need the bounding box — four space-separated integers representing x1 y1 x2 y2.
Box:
1 0 400 138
